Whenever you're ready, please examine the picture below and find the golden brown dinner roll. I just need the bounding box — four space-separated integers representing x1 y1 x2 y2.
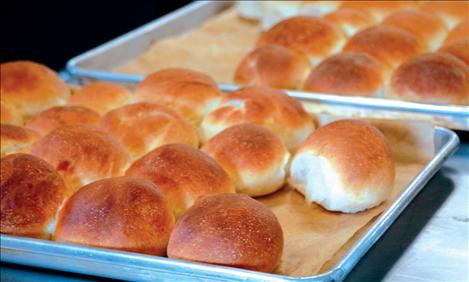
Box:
340 1 419 21
200 86 315 150
324 8 376 37
167 193 283 273
135 68 222 125
0 102 22 125
234 44 311 89
388 52 469 105
126 143 234 218
303 52 389 96
1 124 40 157
100 103 198 160
444 19 469 45
31 125 130 192
343 25 423 68
439 38 469 66
288 119 395 213
1 153 67 238
25 106 101 136
68 81 133 115
0 61 70 122
421 1 469 28
53 176 174 256
382 9 447 51
202 124 290 197
257 16 346 65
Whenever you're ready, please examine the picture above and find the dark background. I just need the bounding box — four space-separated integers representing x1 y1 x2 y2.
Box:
1 1 192 71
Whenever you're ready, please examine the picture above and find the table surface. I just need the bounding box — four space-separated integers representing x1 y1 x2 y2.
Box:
2 141 468 282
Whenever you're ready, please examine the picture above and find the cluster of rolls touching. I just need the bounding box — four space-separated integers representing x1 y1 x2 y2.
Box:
1 60 396 271
236 0 469 105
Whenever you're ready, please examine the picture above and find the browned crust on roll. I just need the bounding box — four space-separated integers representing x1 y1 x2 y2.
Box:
31 125 130 192
53 176 174 256
1 124 40 157
167 193 283 273
444 19 469 46
100 102 198 160
324 8 376 36
25 106 101 136
257 16 345 62
298 120 395 193
234 44 311 89
343 25 423 68
1 102 22 125
68 82 133 115
421 1 469 26
126 143 234 218
340 1 419 20
382 9 447 50
388 52 469 105
439 38 469 66
1 153 66 238
135 68 222 124
303 52 388 96
0 61 70 118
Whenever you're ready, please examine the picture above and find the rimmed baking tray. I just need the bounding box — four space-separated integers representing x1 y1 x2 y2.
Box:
65 1 469 131
0 126 460 281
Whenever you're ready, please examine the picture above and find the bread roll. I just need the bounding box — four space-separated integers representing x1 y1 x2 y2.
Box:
31 125 130 192
382 9 447 51
340 1 419 21
421 1 469 28
201 86 315 150
167 193 283 273
100 103 198 160
257 16 346 65
1 153 67 238
53 176 174 256
439 38 469 66
126 143 234 218
202 124 290 197
0 61 70 122
234 44 310 89
25 106 101 136
1 124 40 157
444 19 469 45
1 102 22 125
135 68 222 125
288 119 395 213
303 52 388 96
324 8 376 37
343 25 423 68
388 52 469 105
68 82 133 115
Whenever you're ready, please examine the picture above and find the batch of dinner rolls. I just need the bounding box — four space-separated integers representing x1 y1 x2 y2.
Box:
1 60 397 273
236 0 469 105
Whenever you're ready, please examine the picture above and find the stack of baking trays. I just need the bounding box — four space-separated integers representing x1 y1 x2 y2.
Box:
0 1 466 281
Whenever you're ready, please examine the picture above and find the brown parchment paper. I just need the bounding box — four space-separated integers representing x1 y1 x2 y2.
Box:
115 6 437 277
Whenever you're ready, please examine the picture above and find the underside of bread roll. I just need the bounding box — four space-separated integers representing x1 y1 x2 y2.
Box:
234 44 311 89
31 125 130 192
0 61 70 122
303 52 388 97
68 81 133 115
25 106 101 136
388 52 469 105
200 86 315 151
53 176 174 256
202 124 290 197
1 124 40 157
257 16 346 65
288 119 395 213
1 153 67 238
167 193 283 273
100 102 198 160
126 143 234 218
135 68 222 125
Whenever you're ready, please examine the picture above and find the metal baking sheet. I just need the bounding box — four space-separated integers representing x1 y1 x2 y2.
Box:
65 1 469 130
0 127 460 282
